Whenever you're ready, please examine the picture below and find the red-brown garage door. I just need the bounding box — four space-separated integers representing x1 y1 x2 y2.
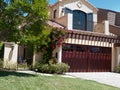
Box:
62 44 111 72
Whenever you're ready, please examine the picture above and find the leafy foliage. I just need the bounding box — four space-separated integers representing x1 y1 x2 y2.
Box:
0 0 49 67
41 27 66 63
114 64 120 73
0 0 66 68
0 0 49 45
0 58 3 68
34 62 70 74
0 42 4 58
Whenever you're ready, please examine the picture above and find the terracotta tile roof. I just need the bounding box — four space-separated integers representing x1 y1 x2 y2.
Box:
110 25 120 36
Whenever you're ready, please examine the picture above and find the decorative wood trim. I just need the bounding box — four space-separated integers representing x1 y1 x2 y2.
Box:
64 30 120 44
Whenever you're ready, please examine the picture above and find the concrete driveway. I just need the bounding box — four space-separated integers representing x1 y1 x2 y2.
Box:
66 72 120 88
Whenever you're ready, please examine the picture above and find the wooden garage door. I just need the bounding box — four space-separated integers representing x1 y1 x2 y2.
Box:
62 44 111 72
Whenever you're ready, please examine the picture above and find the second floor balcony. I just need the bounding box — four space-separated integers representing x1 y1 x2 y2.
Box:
54 14 117 36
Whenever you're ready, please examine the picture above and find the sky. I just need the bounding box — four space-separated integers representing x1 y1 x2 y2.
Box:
49 0 120 12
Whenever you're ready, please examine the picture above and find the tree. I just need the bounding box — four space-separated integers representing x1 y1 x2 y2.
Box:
0 0 49 67
0 0 49 41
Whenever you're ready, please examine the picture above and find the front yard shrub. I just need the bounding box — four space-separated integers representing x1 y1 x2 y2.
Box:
34 62 49 73
49 63 70 74
49 58 58 64
34 62 70 74
114 64 120 73
17 63 27 69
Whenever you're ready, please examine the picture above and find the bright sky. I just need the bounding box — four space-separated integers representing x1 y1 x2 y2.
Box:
49 0 120 12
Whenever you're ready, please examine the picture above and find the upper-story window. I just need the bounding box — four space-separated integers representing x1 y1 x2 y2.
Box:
73 10 87 30
53 9 57 19
87 13 93 32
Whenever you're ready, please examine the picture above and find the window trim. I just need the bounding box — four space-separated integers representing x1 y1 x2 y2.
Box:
53 9 57 19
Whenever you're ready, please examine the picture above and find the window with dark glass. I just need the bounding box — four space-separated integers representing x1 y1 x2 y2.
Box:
53 9 57 19
87 13 93 32
76 45 87 52
64 7 72 14
62 44 74 51
89 47 100 53
73 10 87 30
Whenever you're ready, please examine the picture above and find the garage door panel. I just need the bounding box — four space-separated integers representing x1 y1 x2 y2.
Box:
62 44 111 72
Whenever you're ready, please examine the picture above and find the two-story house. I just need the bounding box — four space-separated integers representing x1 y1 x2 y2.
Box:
49 0 120 72
3 0 120 72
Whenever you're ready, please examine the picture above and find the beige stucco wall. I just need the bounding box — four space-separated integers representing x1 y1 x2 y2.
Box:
53 45 62 63
112 45 118 71
34 52 42 61
112 46 120 71
4 43 18 69
94 23 105 33
50 2 60 19
56 15 68 27
117 47 120 65
94 20 111 35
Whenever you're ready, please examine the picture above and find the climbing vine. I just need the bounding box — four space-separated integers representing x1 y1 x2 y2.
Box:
41 27 66 64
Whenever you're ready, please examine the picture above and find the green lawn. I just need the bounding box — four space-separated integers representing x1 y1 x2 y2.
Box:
0 71 119 90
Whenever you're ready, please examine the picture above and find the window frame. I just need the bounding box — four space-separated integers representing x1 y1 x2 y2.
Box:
73 10 87 30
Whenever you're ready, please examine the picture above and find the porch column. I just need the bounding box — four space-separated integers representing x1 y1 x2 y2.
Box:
58 45 62 63
111 44 117 71
4 43 18 69
116 47 120 65
67 13 73 30
104 20 110 35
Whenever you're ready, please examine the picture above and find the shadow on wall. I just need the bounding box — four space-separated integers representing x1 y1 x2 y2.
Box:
0 71 36 77
8 46 13 61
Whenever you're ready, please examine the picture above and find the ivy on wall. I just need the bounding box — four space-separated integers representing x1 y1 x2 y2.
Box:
0 42 4 59
40 27 66 64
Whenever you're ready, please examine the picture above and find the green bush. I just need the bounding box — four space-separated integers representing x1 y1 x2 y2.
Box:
34 62 70 74
114 64 120 73
49 58 58 64
49 63 70 74
34 62 48 73
17 63 27 69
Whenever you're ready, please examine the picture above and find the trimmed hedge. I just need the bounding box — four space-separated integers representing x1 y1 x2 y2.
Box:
34 62 70 74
